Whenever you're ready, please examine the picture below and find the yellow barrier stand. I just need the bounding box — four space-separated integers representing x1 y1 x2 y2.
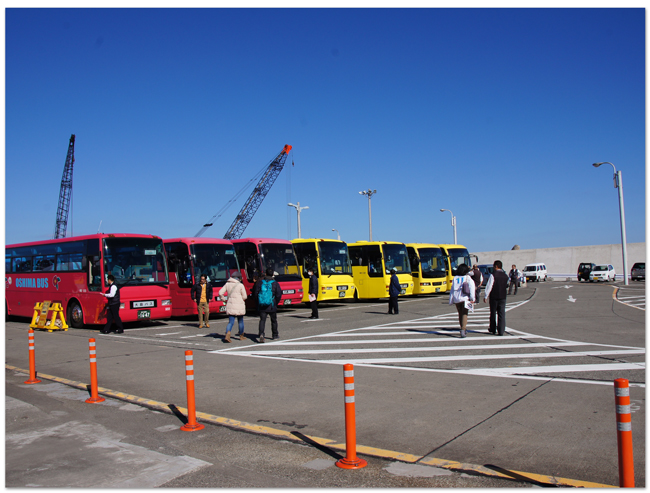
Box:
30 301 69 332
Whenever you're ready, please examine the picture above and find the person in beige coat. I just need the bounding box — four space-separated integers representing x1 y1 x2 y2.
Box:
218 271 248 343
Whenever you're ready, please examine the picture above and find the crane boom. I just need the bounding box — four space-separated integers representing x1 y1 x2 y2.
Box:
195 145 292 238
54 134 75 239
223 144 292 239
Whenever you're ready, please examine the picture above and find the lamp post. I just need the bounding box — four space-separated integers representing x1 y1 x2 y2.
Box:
359 189 377 241
440 209 457 244
287 202 309 239
332 228 340 241
593 162 629 285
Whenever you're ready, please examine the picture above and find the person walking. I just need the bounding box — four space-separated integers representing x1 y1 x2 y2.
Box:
388 269 401 315
307 267 319 319
469 264 483 304
102 274 124 334
448 264 475 338
484 260 509 336
508 264 520 295
219 271 248 343
191 275 213 328
253 267 282 343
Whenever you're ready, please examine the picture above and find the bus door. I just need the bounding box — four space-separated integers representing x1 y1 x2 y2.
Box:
164 242 195 317
350 244 385 298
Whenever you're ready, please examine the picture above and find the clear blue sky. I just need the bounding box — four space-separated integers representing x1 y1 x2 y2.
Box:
5 8 646 253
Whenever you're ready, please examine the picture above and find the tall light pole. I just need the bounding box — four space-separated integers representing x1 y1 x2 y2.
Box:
440 209 457 244
359 189 377 241
332 228 340 241
593 162 629 285
287 202 309 239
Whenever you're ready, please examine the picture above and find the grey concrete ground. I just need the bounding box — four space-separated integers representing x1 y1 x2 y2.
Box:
5 279 645 487
6 371 525 488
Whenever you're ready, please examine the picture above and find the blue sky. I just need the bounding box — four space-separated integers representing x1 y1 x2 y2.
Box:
5 8 646 253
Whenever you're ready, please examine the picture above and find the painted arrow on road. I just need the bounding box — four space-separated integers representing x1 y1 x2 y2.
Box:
568 295 577 303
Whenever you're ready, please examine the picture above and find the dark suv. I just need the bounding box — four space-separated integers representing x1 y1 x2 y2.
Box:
631 262 645 281
577 263 596 282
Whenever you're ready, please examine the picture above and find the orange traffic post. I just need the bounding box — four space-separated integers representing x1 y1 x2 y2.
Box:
24 329 41 384
614 378 635 487
181 350 205 432
336 363 367 469
85 338 105 404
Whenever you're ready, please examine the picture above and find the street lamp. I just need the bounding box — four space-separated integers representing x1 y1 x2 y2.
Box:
593 162 629 285
440 209 457 244
359 189 377 241
287 202 309 239
332 228 340 241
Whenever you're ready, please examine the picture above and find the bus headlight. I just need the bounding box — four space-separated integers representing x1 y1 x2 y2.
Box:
162 299 172 306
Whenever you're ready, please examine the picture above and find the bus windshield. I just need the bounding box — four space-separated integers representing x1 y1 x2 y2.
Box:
260 243 301 281
190 243 239 284
418 248 447 278
447 248 472 276
103 237 168 285
318 242 352 275
382 244 411 274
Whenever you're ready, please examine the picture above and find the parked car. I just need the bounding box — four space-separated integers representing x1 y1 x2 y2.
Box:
589 264 616 282
523 263 547 282
577 262 596 282
477 264 494 283
630 262 645 281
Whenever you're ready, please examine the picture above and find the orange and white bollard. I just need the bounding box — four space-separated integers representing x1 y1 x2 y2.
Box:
336 363 367 469
24 329 41 384
180 350 204 432
614 378 635 487
85 338 105 404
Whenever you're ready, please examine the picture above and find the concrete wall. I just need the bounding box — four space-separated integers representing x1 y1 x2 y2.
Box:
472 243 646 279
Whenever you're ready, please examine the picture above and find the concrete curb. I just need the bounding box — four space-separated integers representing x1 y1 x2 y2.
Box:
6 364 614 488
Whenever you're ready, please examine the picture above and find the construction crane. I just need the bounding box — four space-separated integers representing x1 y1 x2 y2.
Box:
54 134 75 239
195 145 292 239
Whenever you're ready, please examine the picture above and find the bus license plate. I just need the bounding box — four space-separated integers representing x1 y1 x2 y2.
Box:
400 289 406 295
283 299 292 305
283 290 295 294
338 291 346 297
435 288 441 292
137 309 151 320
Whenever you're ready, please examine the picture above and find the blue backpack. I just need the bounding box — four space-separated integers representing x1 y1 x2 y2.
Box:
258 279 275 308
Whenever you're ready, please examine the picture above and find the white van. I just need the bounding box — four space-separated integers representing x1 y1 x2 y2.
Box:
523 263 547 282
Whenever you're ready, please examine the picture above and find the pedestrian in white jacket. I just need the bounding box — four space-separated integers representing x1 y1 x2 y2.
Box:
219 271 248 343
448 263 475 338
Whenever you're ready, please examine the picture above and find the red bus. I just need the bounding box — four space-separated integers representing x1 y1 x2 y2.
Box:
5 233 172 328
163 237 241 318
231 238 303 308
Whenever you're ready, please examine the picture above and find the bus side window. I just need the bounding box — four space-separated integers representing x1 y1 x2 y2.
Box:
87 256 102 291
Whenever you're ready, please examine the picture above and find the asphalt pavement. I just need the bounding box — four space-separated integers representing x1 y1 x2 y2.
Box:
5 279 645 487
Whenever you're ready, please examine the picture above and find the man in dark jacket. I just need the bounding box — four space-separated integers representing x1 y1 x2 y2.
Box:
102 274 123 334
308 267 319 319
388 269 401 315
191 275 213 328
253 268 283 343
483 260 508 336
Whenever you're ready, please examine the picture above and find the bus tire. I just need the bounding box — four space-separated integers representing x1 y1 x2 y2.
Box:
67 301 85 329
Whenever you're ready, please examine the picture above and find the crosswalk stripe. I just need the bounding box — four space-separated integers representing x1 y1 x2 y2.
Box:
307 349 644 365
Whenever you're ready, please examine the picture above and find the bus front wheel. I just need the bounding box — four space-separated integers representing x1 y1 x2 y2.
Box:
67 301 84 329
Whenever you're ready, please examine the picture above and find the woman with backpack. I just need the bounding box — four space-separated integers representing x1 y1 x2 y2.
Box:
448 263 475 338
218 271 248 343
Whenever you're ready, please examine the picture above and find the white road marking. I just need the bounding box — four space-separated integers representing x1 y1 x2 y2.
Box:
568 295 576 303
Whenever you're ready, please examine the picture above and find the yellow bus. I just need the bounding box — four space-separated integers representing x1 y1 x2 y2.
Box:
405 243 449 294
438 244 473 288
291 238 356 302
347 241 414 299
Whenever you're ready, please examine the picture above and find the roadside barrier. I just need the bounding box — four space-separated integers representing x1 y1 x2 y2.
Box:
30 301 68 332
85 338 105 404
24 329 41 384
335 363 367 469
614 378 634 487
180 350 205 432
